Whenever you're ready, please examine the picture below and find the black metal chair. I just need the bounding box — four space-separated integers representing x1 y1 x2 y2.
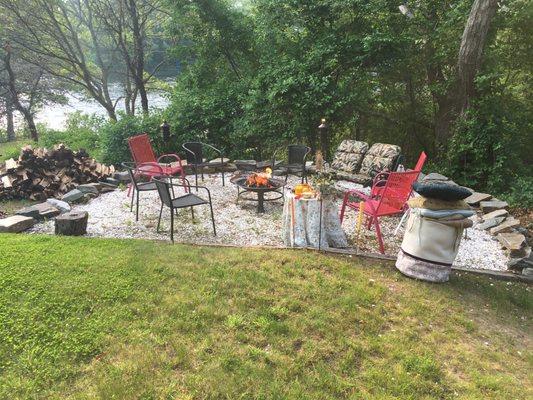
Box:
182 142 227 189
153 178 216 242
273 144 311 183
123 162 176 222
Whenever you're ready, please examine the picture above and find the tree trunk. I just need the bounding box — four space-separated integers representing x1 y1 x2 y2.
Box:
128 0 149 115
457 0 499 112
5 92 15 141
3 46 38 141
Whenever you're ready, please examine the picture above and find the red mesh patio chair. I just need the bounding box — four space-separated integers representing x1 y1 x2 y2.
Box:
340 170 419 254
371 151 427 198
128 133 186 181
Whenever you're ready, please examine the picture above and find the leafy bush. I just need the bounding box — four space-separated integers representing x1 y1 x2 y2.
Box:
504 176 533 209
38 112 104 157
99 112 165 166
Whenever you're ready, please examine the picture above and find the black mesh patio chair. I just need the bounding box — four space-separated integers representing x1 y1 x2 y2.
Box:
273 144 311 183
153 177 216 242
123 162 178 222
182 142 227 189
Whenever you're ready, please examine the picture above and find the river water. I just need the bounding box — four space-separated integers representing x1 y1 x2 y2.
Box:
5 84 170 131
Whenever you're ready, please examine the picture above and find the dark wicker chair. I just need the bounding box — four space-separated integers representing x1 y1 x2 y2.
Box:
182 142 227 189
273 144 311 183
153 177 216 242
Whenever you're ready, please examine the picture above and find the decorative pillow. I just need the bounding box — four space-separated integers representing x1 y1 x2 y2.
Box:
359 143 401 176
412 181 472 201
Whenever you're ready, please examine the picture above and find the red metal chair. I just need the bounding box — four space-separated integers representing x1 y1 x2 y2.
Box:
128 133 186 178
371 151 427 198
340 170 419 254
127 134 186 195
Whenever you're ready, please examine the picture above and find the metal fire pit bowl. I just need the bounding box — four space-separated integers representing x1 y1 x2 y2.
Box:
231 175 286 213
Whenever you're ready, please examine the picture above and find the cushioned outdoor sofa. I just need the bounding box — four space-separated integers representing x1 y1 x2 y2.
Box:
330 140 402 186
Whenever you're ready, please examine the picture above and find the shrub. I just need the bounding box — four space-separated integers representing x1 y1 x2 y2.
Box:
38 112 104 157
504 176 533 209
99 112 165 166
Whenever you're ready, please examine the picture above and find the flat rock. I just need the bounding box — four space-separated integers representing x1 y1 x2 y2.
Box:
511 245 531 259
480 200 509 213
476 217 506 231
46 198 71 213
77 184 99 194
104 177 121 186
508 251 533 270
16 202 60 220
208 157 230 164
423 172 449 181
61 189 85 203
522 267 533 276
489 218 520 235
114 171 131 183
497 232 525 250
481 209 508 221
0 215 35 233
465 192 492 206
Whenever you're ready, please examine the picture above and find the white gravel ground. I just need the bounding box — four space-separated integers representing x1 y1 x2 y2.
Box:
29 173 508 271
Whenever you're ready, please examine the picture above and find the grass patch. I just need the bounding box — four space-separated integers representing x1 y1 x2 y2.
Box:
0 140 35 162
0 234 531 399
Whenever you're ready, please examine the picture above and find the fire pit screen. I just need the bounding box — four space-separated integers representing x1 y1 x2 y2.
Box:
231 168 286 213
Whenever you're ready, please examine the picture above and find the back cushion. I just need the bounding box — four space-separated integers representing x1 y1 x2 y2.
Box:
359 143 401 176
331 140 369 173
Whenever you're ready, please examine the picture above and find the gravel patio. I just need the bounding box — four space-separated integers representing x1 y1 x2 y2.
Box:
29 173 508 271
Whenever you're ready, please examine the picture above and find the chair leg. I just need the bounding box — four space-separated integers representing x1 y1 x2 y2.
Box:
135 191 140 221
130 186 135 212
194 166 198 191
170 208 174 243
222 170 225 186
209 202 216 236
340 193 349 222
367 216 373 230
157 202 163 232
191 206 195 221
374 217 385 254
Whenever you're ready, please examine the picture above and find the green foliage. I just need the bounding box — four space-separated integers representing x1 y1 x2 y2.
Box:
38 112 104 157
0 234 531 398
505 177 533 209
99 112 165 166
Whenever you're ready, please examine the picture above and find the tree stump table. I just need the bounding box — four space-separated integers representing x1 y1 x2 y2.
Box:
55 211 89 236
282 192 348 249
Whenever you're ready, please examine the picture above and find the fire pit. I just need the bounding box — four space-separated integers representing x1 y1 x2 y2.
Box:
231 168 286 213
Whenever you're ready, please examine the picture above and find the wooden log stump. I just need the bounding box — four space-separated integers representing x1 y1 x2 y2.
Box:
55 211 88 236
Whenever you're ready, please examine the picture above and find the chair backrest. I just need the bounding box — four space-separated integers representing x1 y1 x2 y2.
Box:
331 140 369 173
359 143 402 177
183 142 203 165
128 134 156 165
122 163 140 190
414 151 427 172
288 145 310 165
154 178 173 208
374 170 419 214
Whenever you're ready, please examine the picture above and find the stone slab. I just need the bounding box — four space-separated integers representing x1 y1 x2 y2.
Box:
0 215 35 233
481 209 508 221
77 184 99 194
16 202 60 220
46 198 71 213
114 171 131 183
523 268 533 276
61 189 85 203
489 218 520 235
104 177 121 186
465 192 492 206
480 200 509 213
476 217 506 231
497 232 525 250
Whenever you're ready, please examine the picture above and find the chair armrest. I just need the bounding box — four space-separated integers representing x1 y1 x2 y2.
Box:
157 153 183 166
169 182 213 202
344 189 370 202
136 162 165 175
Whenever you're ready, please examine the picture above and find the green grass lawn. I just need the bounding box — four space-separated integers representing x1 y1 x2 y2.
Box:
0 235 531 399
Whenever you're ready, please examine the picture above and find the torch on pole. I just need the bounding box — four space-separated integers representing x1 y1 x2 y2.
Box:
318 118 330 162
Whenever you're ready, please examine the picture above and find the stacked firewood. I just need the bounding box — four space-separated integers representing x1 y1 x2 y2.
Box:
0 144 115 201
